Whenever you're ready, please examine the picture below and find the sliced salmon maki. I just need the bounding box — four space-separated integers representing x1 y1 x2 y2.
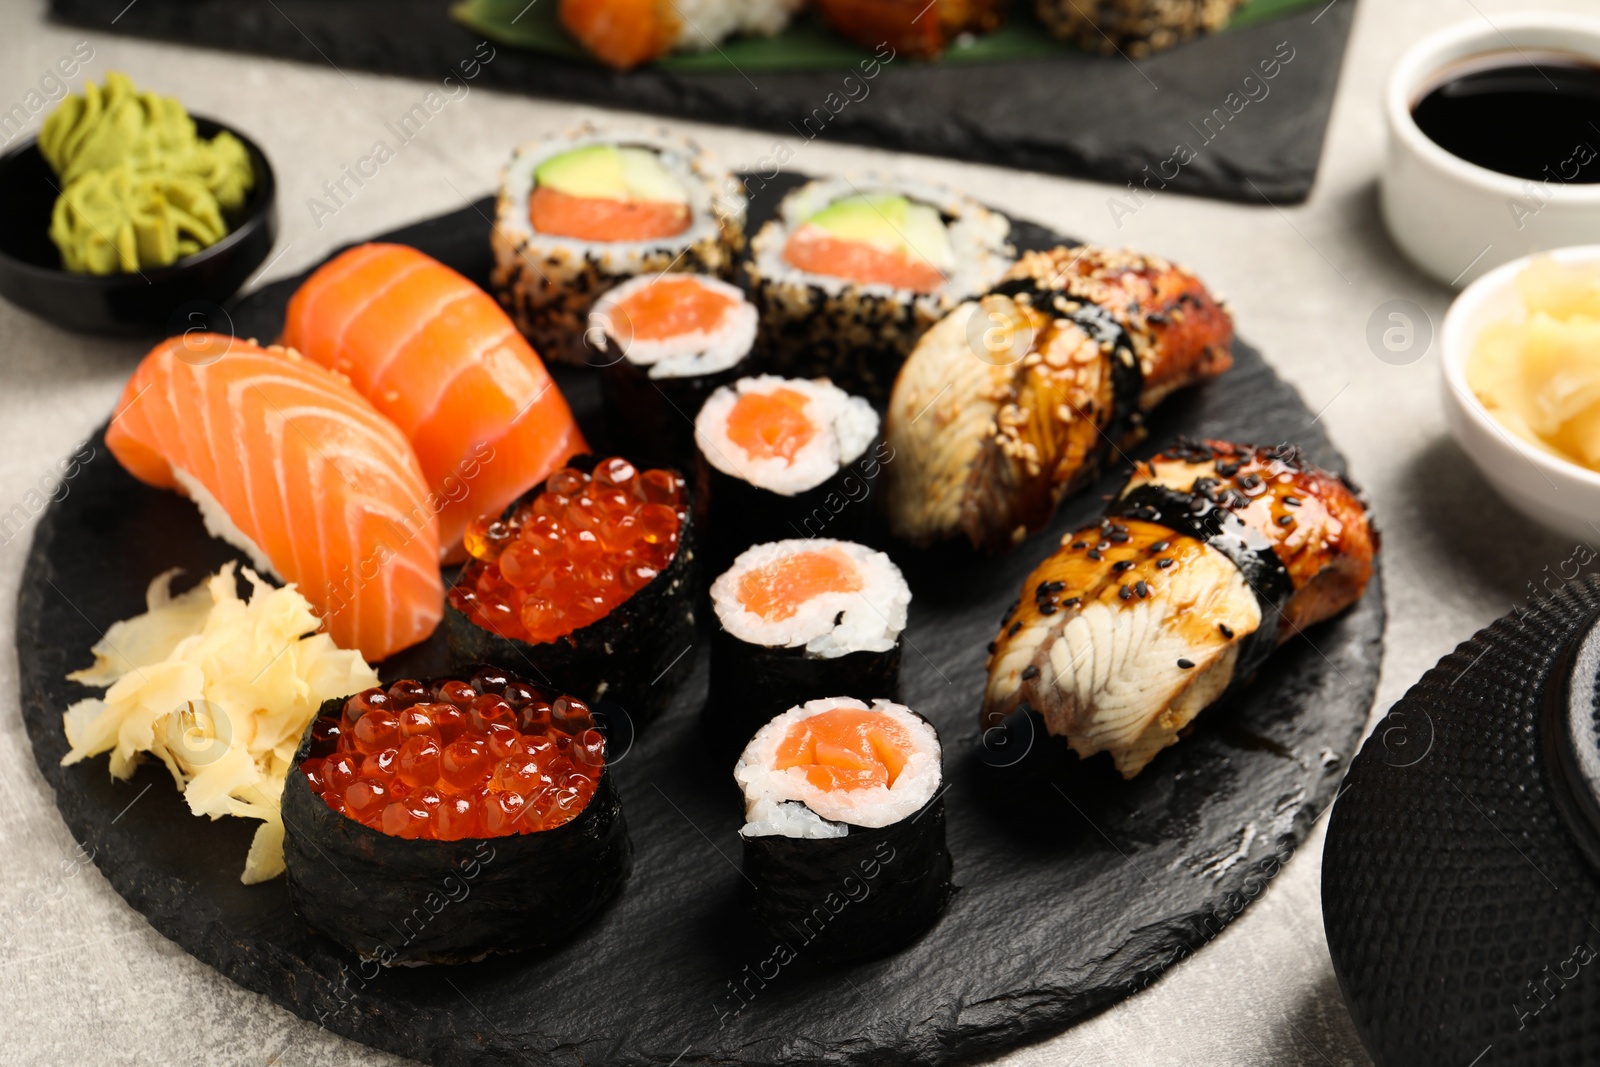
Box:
105 335 443 662
280 243 588 563
983 439 1377 777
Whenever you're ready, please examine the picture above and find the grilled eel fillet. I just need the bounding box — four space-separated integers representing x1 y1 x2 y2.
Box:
885 246 1233 552
982 439 1377 778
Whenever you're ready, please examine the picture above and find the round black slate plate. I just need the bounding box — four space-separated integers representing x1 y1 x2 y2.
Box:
1323 576 1600 1066
17 176 1385 1067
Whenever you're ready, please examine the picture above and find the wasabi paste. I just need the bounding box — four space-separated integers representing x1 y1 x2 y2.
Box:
39 73 255 274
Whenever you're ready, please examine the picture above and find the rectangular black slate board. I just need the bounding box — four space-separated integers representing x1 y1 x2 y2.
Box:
48 0 1356 203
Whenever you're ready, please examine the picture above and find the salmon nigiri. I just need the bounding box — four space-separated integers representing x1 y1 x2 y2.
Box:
281 243 588 563
106 335 443 662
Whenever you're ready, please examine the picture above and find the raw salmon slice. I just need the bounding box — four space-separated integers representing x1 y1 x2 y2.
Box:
725 386 816 463
105 335 443 662
735 548 863 622
783 224 947 293
615 275 736 341
775 707 914 791
280 243 588 563
528 185 691 242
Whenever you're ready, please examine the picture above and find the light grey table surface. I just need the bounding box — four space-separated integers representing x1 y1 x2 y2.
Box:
0 0 1587 1062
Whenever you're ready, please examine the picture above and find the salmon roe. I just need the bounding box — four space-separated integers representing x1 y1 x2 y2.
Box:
449 457 686 645
301 670 605 840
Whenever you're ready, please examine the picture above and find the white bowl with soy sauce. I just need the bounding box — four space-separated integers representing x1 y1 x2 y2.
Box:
1382 13 1600 289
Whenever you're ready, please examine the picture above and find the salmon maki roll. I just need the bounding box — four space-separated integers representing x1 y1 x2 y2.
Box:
281 243 587 564
735 697 952 962
885 245 1233 552
983 439 1377 778
105 335 442 662
591 272 758 469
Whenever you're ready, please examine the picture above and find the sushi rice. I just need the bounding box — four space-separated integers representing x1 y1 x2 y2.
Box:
710 538 909 659
695 375 879 496
491 125 747 363
589 273 758 379
735 697 941 838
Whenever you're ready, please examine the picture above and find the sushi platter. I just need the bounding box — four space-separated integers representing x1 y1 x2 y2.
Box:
49 0 1357 203
17 139 1384 1067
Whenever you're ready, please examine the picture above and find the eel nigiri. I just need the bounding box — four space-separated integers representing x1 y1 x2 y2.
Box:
885 245 1233 552
559 0 804 70
281 243 587 563
106 335 443 662
983 439 1377 778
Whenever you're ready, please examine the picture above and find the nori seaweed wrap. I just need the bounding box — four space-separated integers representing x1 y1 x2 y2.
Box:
283 670 632 965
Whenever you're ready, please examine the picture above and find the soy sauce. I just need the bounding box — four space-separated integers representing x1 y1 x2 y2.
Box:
1412 52 1600 183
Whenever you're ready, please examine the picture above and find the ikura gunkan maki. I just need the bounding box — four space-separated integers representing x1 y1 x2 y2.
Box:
446 456 697 726
592 273 758 469
491 126 747 364
707 539 909 754
745 177 1012 402
281 669 631 964
736 698 951 963
694 375 884 563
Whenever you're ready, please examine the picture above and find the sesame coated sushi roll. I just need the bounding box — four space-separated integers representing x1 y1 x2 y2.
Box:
446 456 697 728
736 697 951 962
592 273 759 470
694 375 885 564
745 177 1012 402
707 539 909 753
492 126 746 363
282 668 631 964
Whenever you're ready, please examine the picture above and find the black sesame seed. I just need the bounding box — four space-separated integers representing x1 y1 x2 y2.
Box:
987 642 997 654
1150 540 1170 552
1062 597 1082 607
1112 560 1134 572
1039 603 1058 615
1087 549 1102 561
1157 558 1174 569
1218 623 1234 639
1119 585 1132 601
1283 495 1302 507
1096 540 1112 551
1134 580 1149 598
1107 529 1130 543
1276 514 1294 526
1008 621 1022 637
1071 541 1087 550
1177 658 1195 669
1021 665 1040 680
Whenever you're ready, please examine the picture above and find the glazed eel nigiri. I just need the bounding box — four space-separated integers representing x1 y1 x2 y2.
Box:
983 439 1377 778
885 245 1233 551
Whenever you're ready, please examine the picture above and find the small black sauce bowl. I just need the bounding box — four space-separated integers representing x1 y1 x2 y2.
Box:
0 115 278 336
